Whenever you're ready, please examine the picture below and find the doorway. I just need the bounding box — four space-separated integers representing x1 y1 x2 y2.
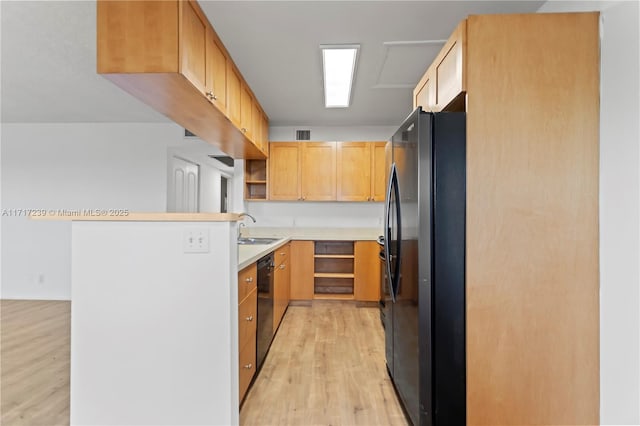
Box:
167 156 200 213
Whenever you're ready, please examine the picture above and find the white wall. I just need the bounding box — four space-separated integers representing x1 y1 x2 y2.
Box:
538 1 640 423
1 122 236 300
241 125 396 229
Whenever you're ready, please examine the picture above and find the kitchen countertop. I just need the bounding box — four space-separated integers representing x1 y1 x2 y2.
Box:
236 227 381 270
237 237 291 270
241 227 380 241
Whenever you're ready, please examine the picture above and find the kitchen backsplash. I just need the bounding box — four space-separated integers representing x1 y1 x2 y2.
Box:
244 201 384 229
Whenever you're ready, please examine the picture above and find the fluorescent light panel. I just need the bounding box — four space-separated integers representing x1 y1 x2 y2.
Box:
321 44 359 108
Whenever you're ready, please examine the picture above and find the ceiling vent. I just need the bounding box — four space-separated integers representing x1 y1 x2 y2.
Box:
296 130 311 141
208 155 235 168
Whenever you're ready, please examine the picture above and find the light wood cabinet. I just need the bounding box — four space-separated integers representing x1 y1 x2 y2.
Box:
240 84 253 140
371 142 388 202
269 143 301 200
411 12 600 424
205 27 227 114
413 20 466 112
226 63 242 128
290 241 314 301
414 68 435 112
336 142 387 202
179 0 207 95
337 142 371 201
301 142 337 201
252 102 262 151
261 141 386 202
237 263 257 402
238 263 257 303
273 243 290 331
97 0 267 159
354 241 381 302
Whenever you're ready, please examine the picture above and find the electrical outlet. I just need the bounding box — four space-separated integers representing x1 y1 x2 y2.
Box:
183 228 210 253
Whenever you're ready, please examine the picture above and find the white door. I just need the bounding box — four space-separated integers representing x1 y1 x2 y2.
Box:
168 156 200 213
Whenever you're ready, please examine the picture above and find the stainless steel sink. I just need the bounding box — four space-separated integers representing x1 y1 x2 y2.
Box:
237 237 280 245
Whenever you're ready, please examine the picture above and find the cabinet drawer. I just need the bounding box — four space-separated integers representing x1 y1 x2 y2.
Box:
238 287 257 349
274 243 290 267
238 263 257 303
239 331 256 402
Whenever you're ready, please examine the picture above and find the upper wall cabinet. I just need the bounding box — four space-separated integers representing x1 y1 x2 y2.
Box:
257 141 386 202
414 20 467 112
97 0 267 159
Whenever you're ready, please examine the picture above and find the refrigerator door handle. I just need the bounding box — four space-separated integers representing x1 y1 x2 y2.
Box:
391 165 402 300
384 163 396 303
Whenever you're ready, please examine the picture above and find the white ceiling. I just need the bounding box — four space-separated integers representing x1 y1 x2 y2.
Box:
1 0 545 126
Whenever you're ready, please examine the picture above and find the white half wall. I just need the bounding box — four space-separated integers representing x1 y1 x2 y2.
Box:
1 122 236 300
538 1 640 423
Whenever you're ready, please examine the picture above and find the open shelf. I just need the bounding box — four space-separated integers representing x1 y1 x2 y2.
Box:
245 159 268 200
313 293 355 301
314 272 354 278
313 241 355 296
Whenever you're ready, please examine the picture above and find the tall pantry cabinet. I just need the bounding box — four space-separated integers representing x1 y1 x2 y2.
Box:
413 12 600 425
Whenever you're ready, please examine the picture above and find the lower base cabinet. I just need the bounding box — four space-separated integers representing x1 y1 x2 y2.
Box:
238 264 257 403
290 240 380 301
273 243 291 331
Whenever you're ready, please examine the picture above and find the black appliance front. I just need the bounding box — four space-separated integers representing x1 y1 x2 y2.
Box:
385 108 466 426
256 253 274 370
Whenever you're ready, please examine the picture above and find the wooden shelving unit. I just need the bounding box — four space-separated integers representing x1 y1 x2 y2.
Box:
313 241 354 297
245 159 268 200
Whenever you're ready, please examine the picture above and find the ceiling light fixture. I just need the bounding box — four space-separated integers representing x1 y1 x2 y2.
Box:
320 44 359 108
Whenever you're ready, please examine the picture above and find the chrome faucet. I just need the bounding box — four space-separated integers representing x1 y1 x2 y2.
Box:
237 212 256 240
238 212 256 223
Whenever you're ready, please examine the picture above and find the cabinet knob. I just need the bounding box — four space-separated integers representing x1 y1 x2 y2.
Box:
206 91 217 101
279 264 285 270
245 277 253 283
280 252 286 256
241 128 247 133
245 315 253 321
243 363 253 370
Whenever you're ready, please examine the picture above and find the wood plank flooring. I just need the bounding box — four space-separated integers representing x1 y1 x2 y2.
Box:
1 300 70 426
241 301 408 426
0 300 407 426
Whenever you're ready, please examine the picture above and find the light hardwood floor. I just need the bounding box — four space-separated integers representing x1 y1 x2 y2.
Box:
241 301 408 426
1 300 407 426
1 300 70 426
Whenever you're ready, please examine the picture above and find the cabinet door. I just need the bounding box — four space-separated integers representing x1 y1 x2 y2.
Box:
226 63 242 127
371 142 388 202
205 27 227 114
434 20 466 110
273 244 290 331
269 143 300 200
179 0 207 94
290 241 314 300
337 142 371 201
414 68 435 111
301 142 337 201
261 113 269 154
252 102 262 148
240 84 253 139
354 241 381 302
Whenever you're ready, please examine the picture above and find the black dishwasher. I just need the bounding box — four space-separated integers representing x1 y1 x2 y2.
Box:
256 253 274 370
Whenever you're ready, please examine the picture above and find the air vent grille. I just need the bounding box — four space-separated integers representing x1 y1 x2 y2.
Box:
296 130 311 141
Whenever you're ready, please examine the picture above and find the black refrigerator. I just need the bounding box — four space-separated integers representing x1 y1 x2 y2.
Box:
383 107 466 426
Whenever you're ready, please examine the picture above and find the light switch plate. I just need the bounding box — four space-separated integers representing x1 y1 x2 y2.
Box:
183 228 210 253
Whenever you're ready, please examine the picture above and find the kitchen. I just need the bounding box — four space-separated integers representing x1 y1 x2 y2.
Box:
1 1 639 426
